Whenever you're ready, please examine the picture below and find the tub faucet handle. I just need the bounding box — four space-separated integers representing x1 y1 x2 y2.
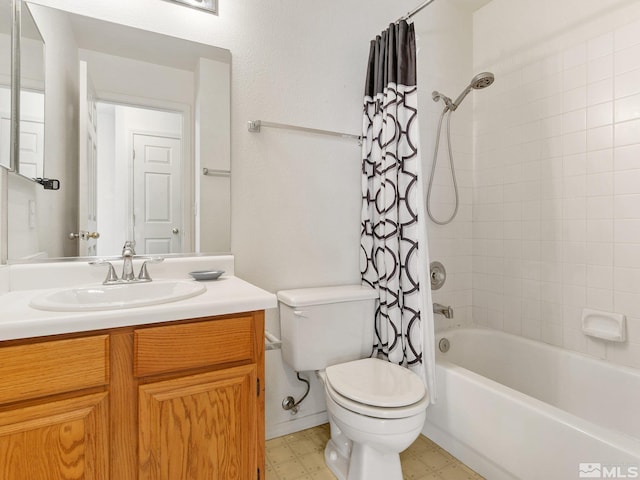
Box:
433 302 454 319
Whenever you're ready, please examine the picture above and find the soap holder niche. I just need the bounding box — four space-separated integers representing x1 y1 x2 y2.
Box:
581 308 626 342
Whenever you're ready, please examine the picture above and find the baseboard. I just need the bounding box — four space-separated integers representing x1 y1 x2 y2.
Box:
266 411 329 440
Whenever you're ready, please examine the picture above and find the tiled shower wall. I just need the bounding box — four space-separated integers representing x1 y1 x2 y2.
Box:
472 0 640 369
417 0 475 329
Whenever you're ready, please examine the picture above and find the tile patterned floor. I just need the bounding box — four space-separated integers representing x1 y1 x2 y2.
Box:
265 424 484 480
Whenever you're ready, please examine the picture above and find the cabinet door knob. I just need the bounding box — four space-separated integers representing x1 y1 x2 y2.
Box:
172 228 179 234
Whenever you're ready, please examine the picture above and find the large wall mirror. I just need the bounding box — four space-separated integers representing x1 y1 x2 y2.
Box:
7 2 231 262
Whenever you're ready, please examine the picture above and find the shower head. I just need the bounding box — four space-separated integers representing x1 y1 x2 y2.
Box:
450 72 495 111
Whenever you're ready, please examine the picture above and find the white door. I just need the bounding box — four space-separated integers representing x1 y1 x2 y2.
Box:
132 133 182 254
78 61 98 256
18 120 44 178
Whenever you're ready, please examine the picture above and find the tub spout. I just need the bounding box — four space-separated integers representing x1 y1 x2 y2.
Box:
433 302 454 319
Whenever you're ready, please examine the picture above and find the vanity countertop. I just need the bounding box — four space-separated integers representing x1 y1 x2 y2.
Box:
0 256 277 341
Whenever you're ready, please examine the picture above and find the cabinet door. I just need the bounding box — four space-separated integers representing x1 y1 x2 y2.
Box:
0 392 109 480
139 364 258 480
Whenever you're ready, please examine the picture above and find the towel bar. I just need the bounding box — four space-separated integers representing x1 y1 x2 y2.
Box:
265 330 282 351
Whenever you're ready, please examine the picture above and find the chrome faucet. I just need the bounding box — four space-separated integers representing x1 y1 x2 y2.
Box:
89 242 164 285
121 241 137 281
433 302 454 319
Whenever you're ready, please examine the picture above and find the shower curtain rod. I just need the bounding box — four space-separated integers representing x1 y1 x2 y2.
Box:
247 120 362 144
398 0 437 22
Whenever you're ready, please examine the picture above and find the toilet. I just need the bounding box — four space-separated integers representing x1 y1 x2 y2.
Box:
277 285 429 480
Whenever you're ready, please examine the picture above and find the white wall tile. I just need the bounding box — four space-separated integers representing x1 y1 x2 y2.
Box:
474 1 640 370
586 149 613 174
564 43 587 69
615 68 640 98
614 118 640 146
588 32 614 60
614 93 640 123
587 102 613 129
587 55 613 83
615 43 640 74
587 125 613 151
588 78 613 105
614 19 640 51
614 144 640 170
614 169 640 194
614 219 640 243
614 195 640 218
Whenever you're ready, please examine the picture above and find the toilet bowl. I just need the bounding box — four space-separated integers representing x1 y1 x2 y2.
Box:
319 358 428 480
277 285 430 480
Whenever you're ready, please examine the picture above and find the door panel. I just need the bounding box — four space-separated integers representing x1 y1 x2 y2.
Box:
133 134 182 254
138 365 257 480
0 392 109 480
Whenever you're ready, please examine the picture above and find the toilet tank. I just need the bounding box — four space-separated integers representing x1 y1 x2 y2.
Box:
277 285 377 372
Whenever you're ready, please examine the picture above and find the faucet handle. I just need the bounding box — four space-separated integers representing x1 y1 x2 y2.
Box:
89 259 119 284
122 240 136 255
137 257 164 282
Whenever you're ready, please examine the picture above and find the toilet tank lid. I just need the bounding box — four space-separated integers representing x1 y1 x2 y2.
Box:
277 285 377 307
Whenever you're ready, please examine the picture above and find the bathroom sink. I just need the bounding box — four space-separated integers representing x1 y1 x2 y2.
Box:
30 280 206 312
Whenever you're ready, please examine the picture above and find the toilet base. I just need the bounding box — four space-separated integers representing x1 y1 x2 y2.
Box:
324 438 350 480
324 439 403 480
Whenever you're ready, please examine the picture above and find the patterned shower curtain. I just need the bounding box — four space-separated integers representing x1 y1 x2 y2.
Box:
360 20 436 399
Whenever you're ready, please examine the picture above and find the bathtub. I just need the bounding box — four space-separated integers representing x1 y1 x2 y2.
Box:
423 328 640 480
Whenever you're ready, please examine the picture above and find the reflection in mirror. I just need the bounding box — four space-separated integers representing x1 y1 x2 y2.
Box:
0 1 12 170
18 3 44 179
7 3 231 262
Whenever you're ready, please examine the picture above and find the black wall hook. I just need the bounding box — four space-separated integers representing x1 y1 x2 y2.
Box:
34 178 60 190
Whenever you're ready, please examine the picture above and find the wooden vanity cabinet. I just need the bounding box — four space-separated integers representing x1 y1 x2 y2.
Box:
0 310 265 480
0 335 110 480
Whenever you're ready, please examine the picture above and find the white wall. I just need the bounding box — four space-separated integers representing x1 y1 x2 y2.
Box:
7 175 38 258
196 57 231 253
473 0 640 369
28 4 79 258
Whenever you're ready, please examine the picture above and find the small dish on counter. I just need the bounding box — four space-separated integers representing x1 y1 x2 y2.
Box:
189 270 225 281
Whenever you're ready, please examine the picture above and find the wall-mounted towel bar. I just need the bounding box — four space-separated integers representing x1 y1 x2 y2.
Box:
202 168 230 177
248 120 362 144
265 330 282 351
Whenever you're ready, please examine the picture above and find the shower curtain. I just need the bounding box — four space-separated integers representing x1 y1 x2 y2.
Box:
360 20 436 400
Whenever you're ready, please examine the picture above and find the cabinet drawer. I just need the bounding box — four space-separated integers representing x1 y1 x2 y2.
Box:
134 316 254 377
0 335 109 405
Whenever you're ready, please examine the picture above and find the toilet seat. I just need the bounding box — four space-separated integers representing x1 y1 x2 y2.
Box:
324 358 429 419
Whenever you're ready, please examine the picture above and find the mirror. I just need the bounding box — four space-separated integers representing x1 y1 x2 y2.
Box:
17 2 44 179
7 2 231 261
0 1 13 170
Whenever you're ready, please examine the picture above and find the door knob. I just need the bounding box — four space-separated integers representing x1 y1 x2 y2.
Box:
172 228 179 234
69 231 100 240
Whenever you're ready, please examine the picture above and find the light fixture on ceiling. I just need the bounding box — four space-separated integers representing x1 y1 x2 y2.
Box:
165 0 217 15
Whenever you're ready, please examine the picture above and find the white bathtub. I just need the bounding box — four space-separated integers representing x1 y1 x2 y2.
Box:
423 328 640 480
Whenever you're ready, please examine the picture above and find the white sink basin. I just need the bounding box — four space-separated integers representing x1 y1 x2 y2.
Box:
30 280 206 312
